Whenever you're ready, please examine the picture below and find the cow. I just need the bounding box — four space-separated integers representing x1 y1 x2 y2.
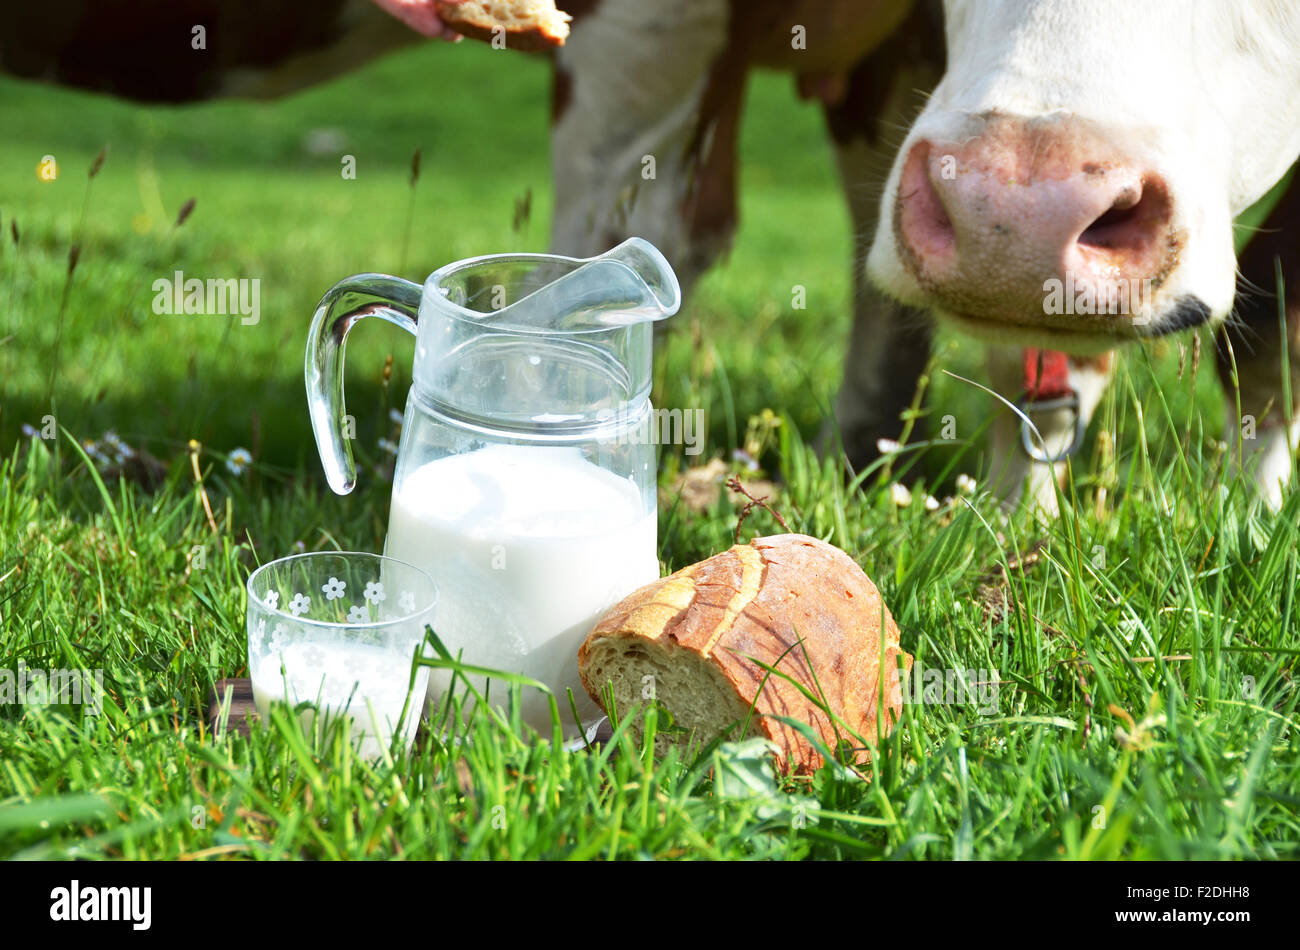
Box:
548 0 1300 514
6 0 1299 514
863 0 1300 512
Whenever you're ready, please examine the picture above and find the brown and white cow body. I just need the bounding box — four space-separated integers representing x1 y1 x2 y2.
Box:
548 0 950 487
548 0 916 286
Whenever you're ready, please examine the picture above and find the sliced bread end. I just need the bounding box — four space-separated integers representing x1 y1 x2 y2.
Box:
580 635 764 755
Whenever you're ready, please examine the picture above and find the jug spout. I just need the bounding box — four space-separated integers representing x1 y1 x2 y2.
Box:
481 237 681 332
601 236 681 317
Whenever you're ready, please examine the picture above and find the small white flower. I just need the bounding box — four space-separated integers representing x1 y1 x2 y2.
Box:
956 473 977 494
269 623 288 653
263 590 280 609
398 590 416 613
876 438 902 455
226 447 252 476
250 617 267 650
322 576 346 600
890 482 912 507
288 592 310 616
364 580 385 604
924 494 940 512
389 408 404 425
377 438 399 456
347 604 367 623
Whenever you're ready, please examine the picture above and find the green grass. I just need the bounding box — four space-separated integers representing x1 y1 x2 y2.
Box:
1 41 1298 860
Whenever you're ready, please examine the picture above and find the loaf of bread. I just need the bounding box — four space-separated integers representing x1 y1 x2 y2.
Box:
434 1 571 50
579 534 910 774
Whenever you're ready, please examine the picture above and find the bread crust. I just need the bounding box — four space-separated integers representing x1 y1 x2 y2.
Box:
433 1 571 51
579 534 911 773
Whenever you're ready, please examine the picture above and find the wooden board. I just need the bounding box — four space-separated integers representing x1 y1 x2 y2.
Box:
205 678 615 745
206 678 259 737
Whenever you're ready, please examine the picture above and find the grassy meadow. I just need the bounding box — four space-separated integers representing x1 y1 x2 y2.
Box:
0 40 1297 860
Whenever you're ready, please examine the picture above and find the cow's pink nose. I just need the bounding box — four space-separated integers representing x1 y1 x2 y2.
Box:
894 116 1175 322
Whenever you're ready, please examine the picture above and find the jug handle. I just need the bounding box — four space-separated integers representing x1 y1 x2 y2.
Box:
305 274 422 494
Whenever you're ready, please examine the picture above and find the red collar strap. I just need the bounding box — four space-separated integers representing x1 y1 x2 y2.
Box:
1022 348 1073 401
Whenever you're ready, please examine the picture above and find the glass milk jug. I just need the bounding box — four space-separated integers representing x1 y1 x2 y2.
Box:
305 239 680 739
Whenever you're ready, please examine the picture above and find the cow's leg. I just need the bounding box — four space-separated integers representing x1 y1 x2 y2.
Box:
549 0 738 294
985 349 1114 516
1216 172 1300 508
826 121 934 473
822 0 944 474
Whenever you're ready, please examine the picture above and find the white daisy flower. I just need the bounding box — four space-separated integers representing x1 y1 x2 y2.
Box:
263 590 280 610
288 592 310 616
226 447 253 476
347 604 367 623
322 576 346 600
364 580 385 604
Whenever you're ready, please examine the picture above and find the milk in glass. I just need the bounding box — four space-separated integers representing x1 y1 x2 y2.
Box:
251 641 427 758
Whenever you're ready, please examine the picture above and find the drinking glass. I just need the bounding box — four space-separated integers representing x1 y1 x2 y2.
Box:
246 552 437 758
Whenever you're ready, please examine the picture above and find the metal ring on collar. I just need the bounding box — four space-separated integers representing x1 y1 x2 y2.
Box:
1017 393 1086 464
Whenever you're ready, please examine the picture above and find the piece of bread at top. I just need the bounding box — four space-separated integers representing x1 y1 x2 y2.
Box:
434 1 571 51
578 534 911 774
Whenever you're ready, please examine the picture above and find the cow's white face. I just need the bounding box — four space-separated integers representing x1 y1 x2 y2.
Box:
867 0 1300 351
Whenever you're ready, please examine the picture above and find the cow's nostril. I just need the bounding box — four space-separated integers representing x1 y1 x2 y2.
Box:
896 141 957 268
1078 179 1171 253
1080 203 1142 248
